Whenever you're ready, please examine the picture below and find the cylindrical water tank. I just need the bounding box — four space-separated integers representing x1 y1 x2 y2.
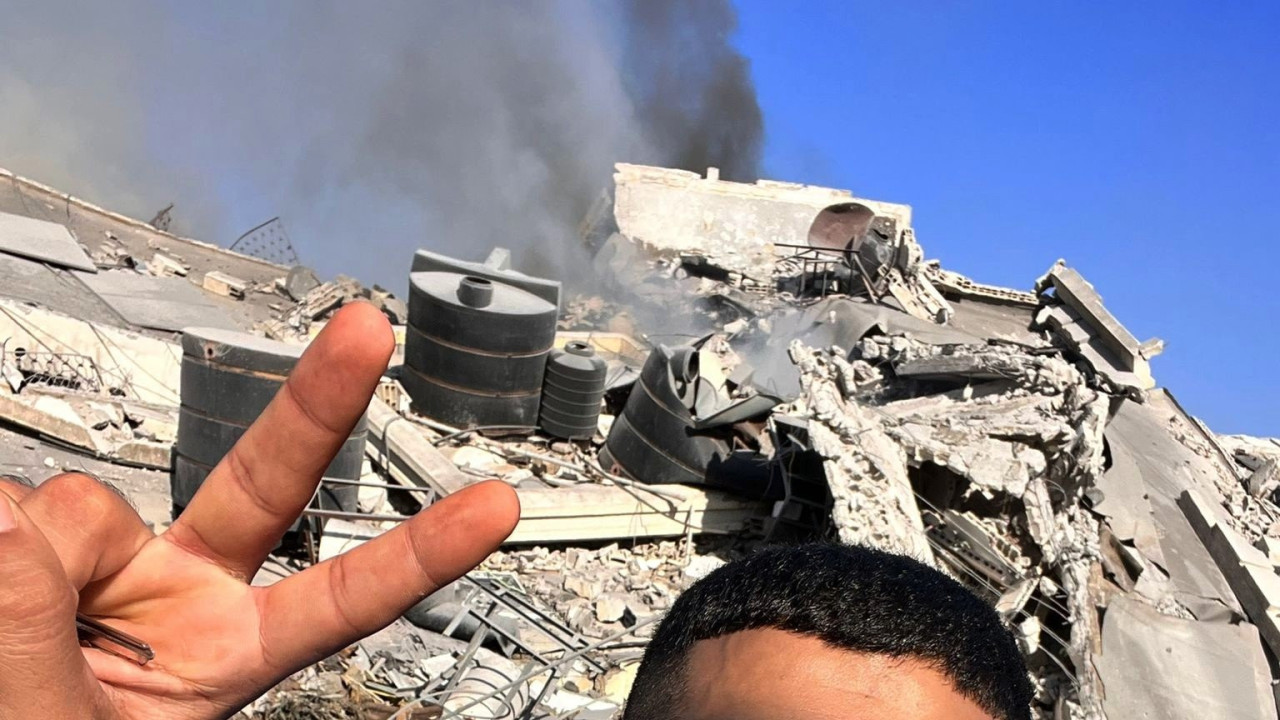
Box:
599 344 726 486
539 341 607 439
402 272 558 428
173 327 365 519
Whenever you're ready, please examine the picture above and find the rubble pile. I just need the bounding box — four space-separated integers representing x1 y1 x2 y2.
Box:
0 162 1277 719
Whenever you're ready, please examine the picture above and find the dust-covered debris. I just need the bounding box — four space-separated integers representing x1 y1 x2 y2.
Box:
0 164 1274 719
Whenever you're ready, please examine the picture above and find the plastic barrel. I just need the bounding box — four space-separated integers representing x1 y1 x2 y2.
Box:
173 327 365 522
402 272 557 428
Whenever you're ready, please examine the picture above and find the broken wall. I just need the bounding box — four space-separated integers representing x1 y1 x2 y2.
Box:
612 163 913 278
0 298 181 405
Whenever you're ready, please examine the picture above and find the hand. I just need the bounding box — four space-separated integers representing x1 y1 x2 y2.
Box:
0 303 521 719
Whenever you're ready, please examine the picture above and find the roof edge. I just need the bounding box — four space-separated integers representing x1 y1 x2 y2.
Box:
0 166 289 273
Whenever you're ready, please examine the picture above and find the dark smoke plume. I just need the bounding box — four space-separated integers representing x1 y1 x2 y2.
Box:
0 1 762 290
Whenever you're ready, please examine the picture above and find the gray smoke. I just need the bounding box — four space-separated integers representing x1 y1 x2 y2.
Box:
0 1 762 290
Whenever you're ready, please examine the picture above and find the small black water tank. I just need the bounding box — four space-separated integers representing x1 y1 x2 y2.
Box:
539 341 607 439
173 327 364 518
598 344 726 486
403 272 558 428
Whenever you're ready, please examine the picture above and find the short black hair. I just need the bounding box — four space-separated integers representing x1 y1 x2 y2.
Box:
624 543 1032 720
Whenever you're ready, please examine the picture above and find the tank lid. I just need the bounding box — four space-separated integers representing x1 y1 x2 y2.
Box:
564 340 595 357
410 271 557 316
457 276 495 308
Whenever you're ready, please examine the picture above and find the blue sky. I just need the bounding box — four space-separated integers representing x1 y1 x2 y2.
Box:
733 1 1280 435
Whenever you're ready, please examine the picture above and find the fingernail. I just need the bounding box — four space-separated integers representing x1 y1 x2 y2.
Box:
0 495 15 533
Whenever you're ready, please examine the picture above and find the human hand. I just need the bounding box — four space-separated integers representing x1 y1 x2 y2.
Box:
0 303 521 719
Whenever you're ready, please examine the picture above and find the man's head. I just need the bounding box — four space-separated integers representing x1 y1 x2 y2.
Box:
624 543 1032 720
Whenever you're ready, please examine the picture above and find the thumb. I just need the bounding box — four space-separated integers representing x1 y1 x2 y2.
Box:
0 494 100 719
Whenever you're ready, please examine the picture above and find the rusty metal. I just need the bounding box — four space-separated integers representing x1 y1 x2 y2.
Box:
807 202 875 255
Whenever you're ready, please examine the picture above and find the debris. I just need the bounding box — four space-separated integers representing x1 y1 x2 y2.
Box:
147 252 189 277
593 593 629 624
0 210 98 272
1036 261 1158 391
4 161 1277 719
202 270 248 299
1180 489 1280 658
1094 595 1278 720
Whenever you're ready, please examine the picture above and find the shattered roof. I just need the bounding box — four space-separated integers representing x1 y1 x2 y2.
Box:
0 167 293 335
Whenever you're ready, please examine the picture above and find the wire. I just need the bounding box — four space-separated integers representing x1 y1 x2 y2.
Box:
431 425 538 446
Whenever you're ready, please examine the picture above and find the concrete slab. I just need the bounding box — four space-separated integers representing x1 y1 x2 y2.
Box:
1108 398 1243 618
1093 436 1166 569
1046 265 1141 365
0 252 123 326
0 211 96 272
0 167 289 334
1180 489 1280 658
77 270 237 333
945 296 1048 348
1095 595 1277 720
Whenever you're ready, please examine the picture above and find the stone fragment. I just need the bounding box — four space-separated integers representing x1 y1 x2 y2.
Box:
202 271 248 299
593 593 629 624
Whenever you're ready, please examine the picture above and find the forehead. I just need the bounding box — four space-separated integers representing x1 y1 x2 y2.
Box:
679 628 992 720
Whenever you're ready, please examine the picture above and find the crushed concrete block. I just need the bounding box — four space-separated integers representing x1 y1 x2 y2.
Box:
147 252 189 277
113 440 172 470
0 393 105 456
564 574 604 600
84 400 125 430
1016 616 1041 656
202 270 248 299
602 660 641 705
284 265 322 301
593 593 629 624
1245 459 1280 499
1139 337 1165 359
682 555 726 581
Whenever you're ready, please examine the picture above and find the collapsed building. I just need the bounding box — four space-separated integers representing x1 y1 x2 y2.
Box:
0 161 1276 719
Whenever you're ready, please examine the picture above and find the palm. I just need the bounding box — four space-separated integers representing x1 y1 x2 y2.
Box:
81 544 269 720
0 305 519 720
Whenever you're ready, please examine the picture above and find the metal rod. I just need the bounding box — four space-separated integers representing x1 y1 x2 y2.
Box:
76 614 153 665
319 476 436 494
300 508 413 522
406 413 687 502
438 614 664 720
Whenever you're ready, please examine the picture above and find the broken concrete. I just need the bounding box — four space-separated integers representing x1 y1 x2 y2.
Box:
202 270 248 299
786 342 934 562
1181 489 1280 657
2 161 1274 719
612 163 912 280
1094 595 1277 720
0 210 97 272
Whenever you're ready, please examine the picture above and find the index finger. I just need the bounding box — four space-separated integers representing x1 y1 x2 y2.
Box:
165 303 394 579
258 480 520 672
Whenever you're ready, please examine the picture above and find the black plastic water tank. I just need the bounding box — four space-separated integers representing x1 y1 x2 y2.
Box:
539 341 607 439
598 344 726 486
402 272 558 428
173 327 364 518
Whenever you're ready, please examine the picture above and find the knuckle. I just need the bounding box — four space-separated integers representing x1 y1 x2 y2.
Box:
38 473 115 516
326 556 369 638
